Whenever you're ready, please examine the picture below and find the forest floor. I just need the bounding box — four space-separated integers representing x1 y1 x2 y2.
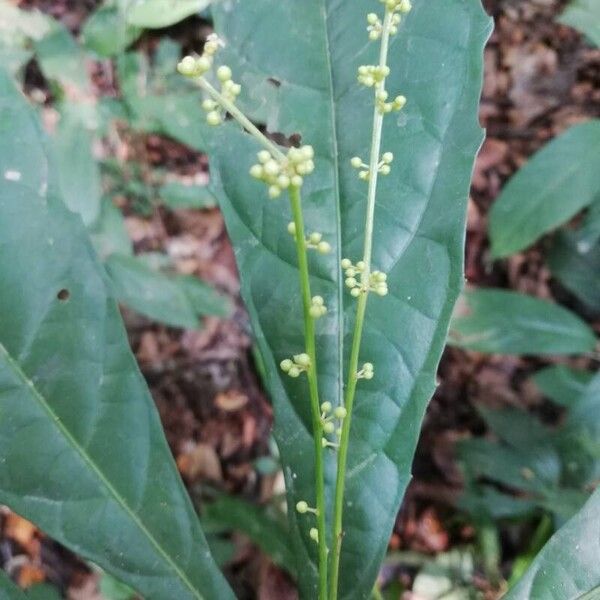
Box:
3 0 600 598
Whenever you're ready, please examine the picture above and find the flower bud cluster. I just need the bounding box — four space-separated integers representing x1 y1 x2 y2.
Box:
250 145 315 198
357 362 374 380
381 0 412 14
202 65 241 125
177 35 241 126
310 296 327 319
366 12 383 40
341 259 388 297
320 402 347 449
375 89 406 115
350 152 394 180
287 223 332 255
280 353 311 378
357 64 390 88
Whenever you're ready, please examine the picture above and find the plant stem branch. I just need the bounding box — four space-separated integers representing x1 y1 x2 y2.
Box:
289 185 328 600
329 9 394 599
197 78 286 161
198 77 329 598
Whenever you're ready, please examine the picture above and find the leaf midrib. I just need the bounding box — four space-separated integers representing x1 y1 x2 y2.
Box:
321 0 344 428
0 341 204 600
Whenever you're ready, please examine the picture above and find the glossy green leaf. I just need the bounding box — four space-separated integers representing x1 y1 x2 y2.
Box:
0 571 25 600
204 495 296 576
559 0 600 47
82 3 142 57
489 121 600 258
0 70 233 600
124 0 211 28
53 110 102 226
449 289 597 355
506 488 600 600
159 182 217 209
548 230 600 312
209 1 492 597
105 254 230 328
532 365 594 407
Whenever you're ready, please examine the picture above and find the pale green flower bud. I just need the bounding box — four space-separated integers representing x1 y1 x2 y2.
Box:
206 111 222 126
323 422 335 434
295 353 311 367
309 527 319 542
177 56 197 76
321 401 333 413
318 241 331 254
334 406 347 419
216 65 232 82
268 185 281 199
296 501 309 514
257 150 271 164
382 152 394 164
291 175 303 187
280 359 293 372
288 366 301 378
351 156 362 168
341 258 352 269
249 164 263 179
287 222 296 235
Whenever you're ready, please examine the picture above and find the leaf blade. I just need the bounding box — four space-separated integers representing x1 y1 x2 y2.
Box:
0 69 233 600
449 289 597 355
210 1 492 597
489 121 600 257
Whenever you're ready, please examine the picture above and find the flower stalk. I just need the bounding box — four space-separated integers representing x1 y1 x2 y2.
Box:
329 1 411 597
178 39 329 598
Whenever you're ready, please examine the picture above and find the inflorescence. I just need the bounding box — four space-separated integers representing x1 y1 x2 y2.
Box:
287 222 332 255
341 258 388 297
280 353 311 378
250 145 315 196
177 34 241 126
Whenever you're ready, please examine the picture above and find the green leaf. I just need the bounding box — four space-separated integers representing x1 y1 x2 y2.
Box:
0 571 25 600
105 254 230 328
124 0 211 28
548 230 600 312
209 1 492 597
89 198 134 260
159 182 217 209
53 109 102 226
506 488 600 599
25 585 61 600
0 69 233 600
449 289 597 355
489 121 600 257
559 0 600 47
116 51 209 152
532 365 594 407
577 201 600 251
82 3 142 57
33 20 89 91
204 495 297 576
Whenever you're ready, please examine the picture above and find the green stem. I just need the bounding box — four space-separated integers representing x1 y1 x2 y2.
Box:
197 77 285 161
329 9 394 599
289 186 328 600
197 76 328 598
